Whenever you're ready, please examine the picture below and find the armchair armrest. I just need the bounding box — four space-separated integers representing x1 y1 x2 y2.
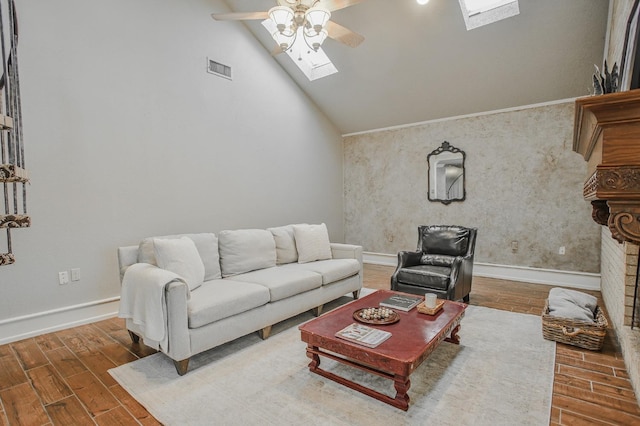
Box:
390 251 423 290
396 251 423 268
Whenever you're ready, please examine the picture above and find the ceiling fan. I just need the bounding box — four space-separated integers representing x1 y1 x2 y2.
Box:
211 0 366 55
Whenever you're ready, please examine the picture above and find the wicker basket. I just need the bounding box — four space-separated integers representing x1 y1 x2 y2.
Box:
541 299 608 351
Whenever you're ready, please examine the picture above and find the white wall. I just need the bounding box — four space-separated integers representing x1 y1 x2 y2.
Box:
0 0 344 341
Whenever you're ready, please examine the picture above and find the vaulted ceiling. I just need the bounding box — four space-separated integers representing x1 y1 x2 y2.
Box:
220 0 610 134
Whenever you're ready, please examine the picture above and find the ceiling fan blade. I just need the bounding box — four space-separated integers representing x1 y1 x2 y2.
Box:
211 11 269 21
325 21 364 48
320 0 367 12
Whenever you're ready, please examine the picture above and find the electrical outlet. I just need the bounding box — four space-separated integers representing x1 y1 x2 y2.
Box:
71 268 81 282
559 246 566 255
58 271 69 285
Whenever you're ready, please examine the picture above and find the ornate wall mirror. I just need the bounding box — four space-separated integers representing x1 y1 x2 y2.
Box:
427 141 466 205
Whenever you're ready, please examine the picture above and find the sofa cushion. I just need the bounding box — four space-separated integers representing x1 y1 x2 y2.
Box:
229 267 322 302
267 224 303 265
138 233 222 281
153 237 205 291
293 223 332 263
218 229 277 277
281 259 360 285
187 280 270 328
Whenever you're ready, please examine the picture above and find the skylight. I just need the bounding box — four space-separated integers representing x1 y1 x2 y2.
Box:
262 19 338 81
458 0 519 30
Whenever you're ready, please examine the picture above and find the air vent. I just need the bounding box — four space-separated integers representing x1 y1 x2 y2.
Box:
207 58 232 80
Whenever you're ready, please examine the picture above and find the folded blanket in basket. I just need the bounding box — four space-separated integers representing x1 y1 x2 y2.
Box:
548 287 597 322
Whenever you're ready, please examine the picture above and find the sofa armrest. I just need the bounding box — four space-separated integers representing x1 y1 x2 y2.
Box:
330 243 363 263
120 263 191 360
164 280 191 361
330 243 363 289
117 245 139 283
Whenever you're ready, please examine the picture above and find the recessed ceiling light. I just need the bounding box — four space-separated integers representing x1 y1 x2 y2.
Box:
417 0 430 5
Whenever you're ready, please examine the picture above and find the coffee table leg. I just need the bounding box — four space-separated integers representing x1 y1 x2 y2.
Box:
393 375 411 411
444 324 461 345
306 345 321 370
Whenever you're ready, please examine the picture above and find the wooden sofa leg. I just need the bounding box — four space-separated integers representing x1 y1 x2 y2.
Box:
174 359 190 376
258 325 272 340
353 289 361 299
127 330 140 344
312 304 324 317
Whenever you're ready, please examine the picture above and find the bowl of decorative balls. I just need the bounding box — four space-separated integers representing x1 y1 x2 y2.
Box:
353 307 400 325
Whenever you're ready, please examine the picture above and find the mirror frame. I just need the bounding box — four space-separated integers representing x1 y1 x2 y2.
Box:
427 141 466 205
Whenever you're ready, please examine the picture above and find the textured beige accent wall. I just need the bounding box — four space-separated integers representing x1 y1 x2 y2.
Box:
344 102 601 273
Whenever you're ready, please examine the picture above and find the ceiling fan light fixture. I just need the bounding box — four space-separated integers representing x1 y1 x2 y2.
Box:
272 28 296 51
305 7 331 34
268 6 294 32
305 28 328 51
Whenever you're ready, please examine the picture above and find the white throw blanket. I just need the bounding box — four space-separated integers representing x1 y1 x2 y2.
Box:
548 287 597 322
119 263 189 351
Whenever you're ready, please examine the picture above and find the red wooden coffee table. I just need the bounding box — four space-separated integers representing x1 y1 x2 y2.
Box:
298 289 466 411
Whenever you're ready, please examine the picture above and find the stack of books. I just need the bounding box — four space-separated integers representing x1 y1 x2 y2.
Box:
379 294 423 312
335 323 392 348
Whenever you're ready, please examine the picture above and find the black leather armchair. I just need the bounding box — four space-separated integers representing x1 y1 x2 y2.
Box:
391 225 477 302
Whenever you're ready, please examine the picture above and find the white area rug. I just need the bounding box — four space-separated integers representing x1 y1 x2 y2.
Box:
110 302 555 425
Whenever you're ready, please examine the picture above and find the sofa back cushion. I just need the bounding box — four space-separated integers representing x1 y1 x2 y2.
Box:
293 223 332 264
138 233 221 281
268 224 303 265
153 237 205 291
218 229 277 277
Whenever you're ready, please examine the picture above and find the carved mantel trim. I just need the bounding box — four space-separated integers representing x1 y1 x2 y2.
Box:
583 165 640 200
573 89 640 245
608 201 640 244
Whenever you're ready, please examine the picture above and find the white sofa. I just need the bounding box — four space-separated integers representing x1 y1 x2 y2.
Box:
117 224 363 375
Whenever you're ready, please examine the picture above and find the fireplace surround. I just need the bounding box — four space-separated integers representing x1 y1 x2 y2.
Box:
573 89 640 403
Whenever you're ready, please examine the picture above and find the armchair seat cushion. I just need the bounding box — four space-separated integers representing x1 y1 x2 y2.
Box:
397 265 451 290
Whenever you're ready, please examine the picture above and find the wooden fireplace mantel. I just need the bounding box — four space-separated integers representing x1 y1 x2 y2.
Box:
573 89 640 244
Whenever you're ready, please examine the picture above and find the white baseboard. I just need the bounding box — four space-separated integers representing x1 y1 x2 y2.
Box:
0 252 601 344
0 297 120 345
364 252 601 291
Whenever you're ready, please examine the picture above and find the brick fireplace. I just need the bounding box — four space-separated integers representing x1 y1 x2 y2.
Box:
601 231 640 402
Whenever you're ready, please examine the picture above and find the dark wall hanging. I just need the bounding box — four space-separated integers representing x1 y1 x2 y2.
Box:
0 0 29 266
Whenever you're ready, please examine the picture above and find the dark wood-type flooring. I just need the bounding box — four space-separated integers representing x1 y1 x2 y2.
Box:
1 263 639 425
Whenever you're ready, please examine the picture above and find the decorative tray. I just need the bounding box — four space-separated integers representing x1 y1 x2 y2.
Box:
353 307 400 325
417 300 445 316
